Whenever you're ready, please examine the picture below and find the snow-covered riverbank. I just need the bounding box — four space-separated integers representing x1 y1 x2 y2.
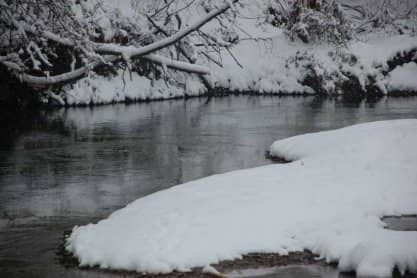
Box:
46 0 417 106
61 32 417 105
66 119 417 277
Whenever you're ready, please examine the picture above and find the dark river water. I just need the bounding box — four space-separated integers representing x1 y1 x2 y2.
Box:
1 96 417 277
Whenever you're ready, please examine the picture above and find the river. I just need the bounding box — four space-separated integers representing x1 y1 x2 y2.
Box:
1 96 417 277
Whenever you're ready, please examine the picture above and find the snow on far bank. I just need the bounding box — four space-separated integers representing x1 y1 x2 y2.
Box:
61 32 417 105
211 31 319 94
213 32 417 95
66 119 417 277
386 62 417 92
63 70 205 106
350 34 417 68
58 0 417 105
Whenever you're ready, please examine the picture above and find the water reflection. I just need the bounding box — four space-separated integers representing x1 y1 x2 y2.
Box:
1 96 417 277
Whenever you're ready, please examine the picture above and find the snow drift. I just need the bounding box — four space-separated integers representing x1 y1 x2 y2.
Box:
66 119 417 277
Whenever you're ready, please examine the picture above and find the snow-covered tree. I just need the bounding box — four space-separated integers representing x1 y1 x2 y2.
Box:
0 0 239 95
287 0 351 44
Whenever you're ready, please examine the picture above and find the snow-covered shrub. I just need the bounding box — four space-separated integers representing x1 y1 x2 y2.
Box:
341 0 417 35
282 48 350 94
288 0 352 44
265 0 294 26
353 0 417 20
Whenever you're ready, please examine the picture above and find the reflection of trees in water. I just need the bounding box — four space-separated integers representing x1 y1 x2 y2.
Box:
0 109 78 217
0 109 68 139
303 95 389 131
0 100 216 217
0 108 73 169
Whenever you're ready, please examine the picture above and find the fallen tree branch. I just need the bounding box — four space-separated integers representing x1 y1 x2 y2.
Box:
15 21 211 75
93 0 238 59
2 53 210 87
145 54 210 75
12 56 117 86
146 15 213 89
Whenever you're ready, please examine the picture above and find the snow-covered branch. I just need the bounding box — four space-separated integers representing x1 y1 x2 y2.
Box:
3 53 210 87
92 0 239 59
17 57 115 86
1 0 238 87
145 54 210 75
146 14 213 89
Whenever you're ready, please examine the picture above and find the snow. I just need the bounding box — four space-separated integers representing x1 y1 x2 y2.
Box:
213 31 417 95
350 34 417 69
66 119 417 277
387 62 417 92
211 30 340 94
63 70 205 106
341 34 417 94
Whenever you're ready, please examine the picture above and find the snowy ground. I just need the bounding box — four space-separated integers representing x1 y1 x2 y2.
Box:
66 119 417 277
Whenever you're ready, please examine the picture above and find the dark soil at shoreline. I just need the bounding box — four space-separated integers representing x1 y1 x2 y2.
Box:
57 215 417 278
58 233 323 278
